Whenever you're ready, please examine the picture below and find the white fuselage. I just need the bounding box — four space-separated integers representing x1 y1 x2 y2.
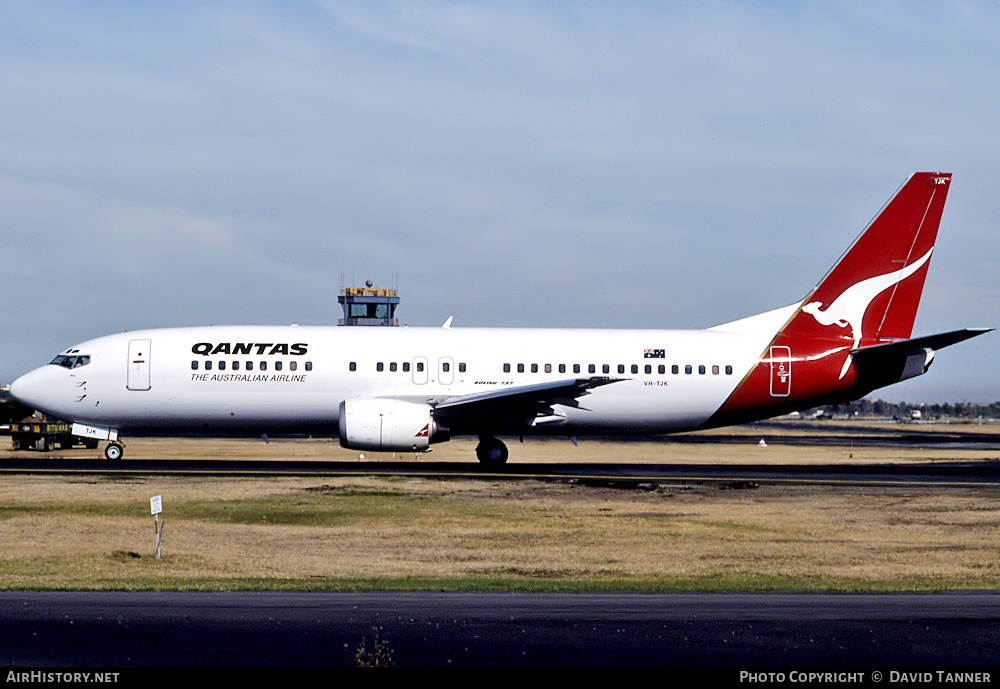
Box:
10 321 781 438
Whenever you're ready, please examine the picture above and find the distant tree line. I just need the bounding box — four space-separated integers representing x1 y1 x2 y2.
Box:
810 400 1000 420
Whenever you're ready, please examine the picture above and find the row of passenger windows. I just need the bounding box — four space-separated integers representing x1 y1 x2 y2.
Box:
191 360 313 372
344 360 733 376
347 361 468 373
503 363 734 376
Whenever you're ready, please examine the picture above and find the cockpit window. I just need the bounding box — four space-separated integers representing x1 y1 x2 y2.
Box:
49 354 91 369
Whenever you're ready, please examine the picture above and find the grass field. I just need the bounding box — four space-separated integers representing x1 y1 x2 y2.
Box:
2 424 999 592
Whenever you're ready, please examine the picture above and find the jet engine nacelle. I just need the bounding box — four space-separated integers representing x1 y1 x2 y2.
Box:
338 398 445 452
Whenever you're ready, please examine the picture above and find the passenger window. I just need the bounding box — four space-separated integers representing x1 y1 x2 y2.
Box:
531 364 538 373
232 361 239 371
644 365 651 374
246 361 253 371
672 365 679 374
459 363 466 373
349 362 356 372
699 365 706 374
377 362 384 372
685 365 692 374
442 362 450 372
588 364 596 374
305 362 313 371
290 361 297 372
517 364 525 373
618 365 626 374
631 364 639 374
403 362 410 372
275 361 283 371
712 365 719 375
219 361 226 371
191 361 199 370
504 363 511 373
390 362 397 372
658 364 665 374
573 364 580 374
260 361 267 372
544 364 552 373
206 361 213 371
725 365 733 375
602 364 610 374
416 362 424 372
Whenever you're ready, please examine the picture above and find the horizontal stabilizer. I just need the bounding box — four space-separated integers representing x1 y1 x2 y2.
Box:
850 328 992 357
850 328 991 389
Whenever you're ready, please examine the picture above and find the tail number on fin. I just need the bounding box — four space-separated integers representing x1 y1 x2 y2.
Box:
770 346 791 397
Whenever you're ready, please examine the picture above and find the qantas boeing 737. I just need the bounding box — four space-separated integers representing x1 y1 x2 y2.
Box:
8 172 989 466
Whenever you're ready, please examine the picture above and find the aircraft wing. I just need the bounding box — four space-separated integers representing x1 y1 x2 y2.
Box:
431 377 625 433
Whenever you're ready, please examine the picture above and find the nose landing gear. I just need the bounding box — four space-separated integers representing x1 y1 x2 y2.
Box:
104 441 125 461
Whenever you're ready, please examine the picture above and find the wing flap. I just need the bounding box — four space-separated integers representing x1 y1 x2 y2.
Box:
432 377 624 433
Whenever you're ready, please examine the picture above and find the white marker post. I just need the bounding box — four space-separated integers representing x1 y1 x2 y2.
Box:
150 495 163 559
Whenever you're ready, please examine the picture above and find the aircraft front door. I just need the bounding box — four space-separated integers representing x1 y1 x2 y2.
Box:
127 339 151 391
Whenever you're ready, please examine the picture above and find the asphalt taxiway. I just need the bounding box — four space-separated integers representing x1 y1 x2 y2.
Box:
2 591 999 668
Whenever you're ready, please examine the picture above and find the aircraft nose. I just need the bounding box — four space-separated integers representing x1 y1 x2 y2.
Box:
9 366 59 413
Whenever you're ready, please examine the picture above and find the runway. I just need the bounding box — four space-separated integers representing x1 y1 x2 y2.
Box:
3 457 1000 490
3 591 1000 668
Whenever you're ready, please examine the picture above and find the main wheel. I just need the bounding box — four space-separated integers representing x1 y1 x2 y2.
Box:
104 442 124 461
475 437 508 468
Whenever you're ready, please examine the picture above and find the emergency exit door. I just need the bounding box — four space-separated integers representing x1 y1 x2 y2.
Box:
127 339 151 391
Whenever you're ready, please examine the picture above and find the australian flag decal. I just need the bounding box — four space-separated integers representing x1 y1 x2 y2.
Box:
644 349 665 359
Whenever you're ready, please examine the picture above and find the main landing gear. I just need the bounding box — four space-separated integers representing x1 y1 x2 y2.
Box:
475 436 508 468
104 441 125 461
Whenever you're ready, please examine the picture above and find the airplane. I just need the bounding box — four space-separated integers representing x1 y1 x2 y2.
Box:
8 172 989 466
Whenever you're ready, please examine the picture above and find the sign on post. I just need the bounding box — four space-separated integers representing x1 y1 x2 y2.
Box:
150 495 164 559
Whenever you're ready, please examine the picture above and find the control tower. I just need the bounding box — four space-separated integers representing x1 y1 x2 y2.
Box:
338 280 400 326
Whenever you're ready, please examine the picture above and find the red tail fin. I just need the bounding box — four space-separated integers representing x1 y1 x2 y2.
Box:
783 172 951 350
707 172 953 427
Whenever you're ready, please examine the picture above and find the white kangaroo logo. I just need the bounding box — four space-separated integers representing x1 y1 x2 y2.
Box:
801 248 932 378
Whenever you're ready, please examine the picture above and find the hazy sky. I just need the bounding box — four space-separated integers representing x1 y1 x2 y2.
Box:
3 1 998 402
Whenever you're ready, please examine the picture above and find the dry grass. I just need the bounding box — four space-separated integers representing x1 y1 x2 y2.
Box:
1 474 1000 590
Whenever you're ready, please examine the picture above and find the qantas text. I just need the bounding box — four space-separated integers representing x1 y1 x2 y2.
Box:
192 342 308 356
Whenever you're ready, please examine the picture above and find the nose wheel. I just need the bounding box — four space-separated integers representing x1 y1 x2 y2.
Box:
104 441 125 461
